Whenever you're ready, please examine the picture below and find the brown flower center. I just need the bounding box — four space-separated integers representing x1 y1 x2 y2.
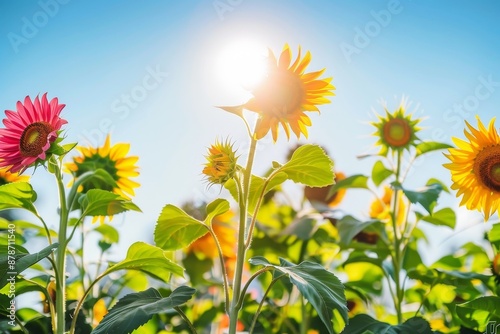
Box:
255 70 304 117
383 118 411 147
474 145 500 192
19 122 52 157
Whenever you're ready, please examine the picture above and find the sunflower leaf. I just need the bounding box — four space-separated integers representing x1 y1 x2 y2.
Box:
415 141 453 157
393 182 442 215
327 175 368 199
488 223 500 249
249 256 348 334
204 199 230 225
456 296 500 329
415 208 456 229
278 144 334 187
79 189 141 217
0 182 38 215
91 286 195 334
154 204 209 250
371 161 393 186
342 314 433 334
0 243 58 289
93 224 120 244
103 242 184 281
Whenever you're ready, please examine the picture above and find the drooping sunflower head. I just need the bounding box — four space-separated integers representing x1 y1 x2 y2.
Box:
443 117 500 221
0 94 67 173
65 134 140 200
372 101 421 155
0 166 30 186
202 139 238 186
244 44 335 142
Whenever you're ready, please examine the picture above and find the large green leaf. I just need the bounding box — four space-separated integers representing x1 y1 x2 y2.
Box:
80 189 141 217
393 183 442 215
372 161 393 186
0 182 37 214
0 243 58 289
329 175 369 194
93 224 120 244
456 296 500 329
204 198 230 225
336 216 379 248
279 144 334 187
342 314 433 333
91 286 196 334
416 208 456 229
225 172 287 215
103 242 184 281
154 204 209 250
249 257 348 333
415 141 453 157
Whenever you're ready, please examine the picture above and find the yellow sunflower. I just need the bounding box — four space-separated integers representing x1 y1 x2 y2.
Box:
65 135 139 223
372 101 421 155
202 139 238 186
369 185 406 226
244 44 335 141
0 166 30 185
443 117 500 221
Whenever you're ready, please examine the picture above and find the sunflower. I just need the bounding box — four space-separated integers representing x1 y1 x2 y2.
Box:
202 139 238 186
304 171 346 207
65 135 139 223
244 44 335 142
0 94 67 173
0 167 30 186
443 117 500 220
369 185 406 225
372 101 420 155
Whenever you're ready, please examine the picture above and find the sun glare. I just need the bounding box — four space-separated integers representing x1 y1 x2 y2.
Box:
216 41 268 91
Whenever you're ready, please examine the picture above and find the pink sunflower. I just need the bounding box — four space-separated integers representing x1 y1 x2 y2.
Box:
0 93 67 173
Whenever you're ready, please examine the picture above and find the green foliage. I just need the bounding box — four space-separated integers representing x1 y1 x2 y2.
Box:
249 256 348 334
393 182 442 214
456 296 500 329
0 182 37 214
0 243 58 289
91 286 196 334
372 160 393 186
329 174 369 193
343 314 434 333
79 189 141 217
102 242 184 281
415 207 456 228
415 141 453 157
279 144 335 187
154 204 209 250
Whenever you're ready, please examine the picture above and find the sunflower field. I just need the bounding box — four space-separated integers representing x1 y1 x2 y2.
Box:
1 2 500 334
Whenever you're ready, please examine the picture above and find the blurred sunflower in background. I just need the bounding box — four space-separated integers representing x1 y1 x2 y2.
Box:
0 166 29 185
245 44 335 141
304 171 346 207
369 185 407 226
444 117 500 220
372 99 421 155
65 135 140 223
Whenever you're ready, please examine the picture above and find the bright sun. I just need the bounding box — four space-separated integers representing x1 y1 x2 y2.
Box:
215 41 268 91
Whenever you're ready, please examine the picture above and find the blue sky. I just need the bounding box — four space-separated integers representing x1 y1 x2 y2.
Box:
1 0 500 261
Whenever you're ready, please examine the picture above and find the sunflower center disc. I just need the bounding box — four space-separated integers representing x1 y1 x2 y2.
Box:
475 145 500 192
383 119 411 147
19 122 52 157
256 70 304 116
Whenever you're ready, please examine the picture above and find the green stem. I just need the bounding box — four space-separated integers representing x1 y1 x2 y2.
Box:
54 162 69 334
174 307 198 334
229 136 258 334
208 227 231 313
391 150 403 324
249 274 286 334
